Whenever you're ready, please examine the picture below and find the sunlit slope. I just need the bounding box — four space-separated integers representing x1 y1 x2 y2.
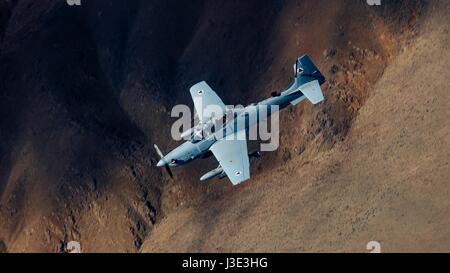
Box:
142 1 449 252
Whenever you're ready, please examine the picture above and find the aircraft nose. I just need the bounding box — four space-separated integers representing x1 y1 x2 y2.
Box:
156 159 166 167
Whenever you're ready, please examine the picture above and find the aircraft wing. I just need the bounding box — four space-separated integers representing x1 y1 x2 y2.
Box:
210 130 250 185
190 81 226 123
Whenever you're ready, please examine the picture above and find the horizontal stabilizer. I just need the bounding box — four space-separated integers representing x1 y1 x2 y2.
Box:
299 80 324 104
290 96 306 106
283 55 326 105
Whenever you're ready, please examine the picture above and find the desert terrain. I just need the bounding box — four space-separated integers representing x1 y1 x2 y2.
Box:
0 0 448 252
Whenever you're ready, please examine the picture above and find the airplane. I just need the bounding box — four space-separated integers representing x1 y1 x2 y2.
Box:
155 54 326 185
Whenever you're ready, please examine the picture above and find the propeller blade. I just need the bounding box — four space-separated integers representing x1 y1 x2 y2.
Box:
154 144 173 179
165 166 174 179
154 144 164 158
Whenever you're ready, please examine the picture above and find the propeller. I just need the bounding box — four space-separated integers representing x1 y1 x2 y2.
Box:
153 144 174 179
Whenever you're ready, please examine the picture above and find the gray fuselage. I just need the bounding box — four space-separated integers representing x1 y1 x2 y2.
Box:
158 91 305 168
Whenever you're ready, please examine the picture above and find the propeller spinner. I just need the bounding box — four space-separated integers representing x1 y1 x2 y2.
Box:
154 144 174 179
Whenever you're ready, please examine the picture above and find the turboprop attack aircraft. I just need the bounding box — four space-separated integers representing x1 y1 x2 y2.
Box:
155 55 326 185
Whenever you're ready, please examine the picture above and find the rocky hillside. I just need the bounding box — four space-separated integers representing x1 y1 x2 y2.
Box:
1 0 448 252
142 0 450 252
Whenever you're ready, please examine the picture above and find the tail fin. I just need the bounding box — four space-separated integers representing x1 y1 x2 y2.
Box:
294 55 326 85
285 55 326 105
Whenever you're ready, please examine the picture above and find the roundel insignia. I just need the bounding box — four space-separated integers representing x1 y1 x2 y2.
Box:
197 89 204 95
235 171 242 176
